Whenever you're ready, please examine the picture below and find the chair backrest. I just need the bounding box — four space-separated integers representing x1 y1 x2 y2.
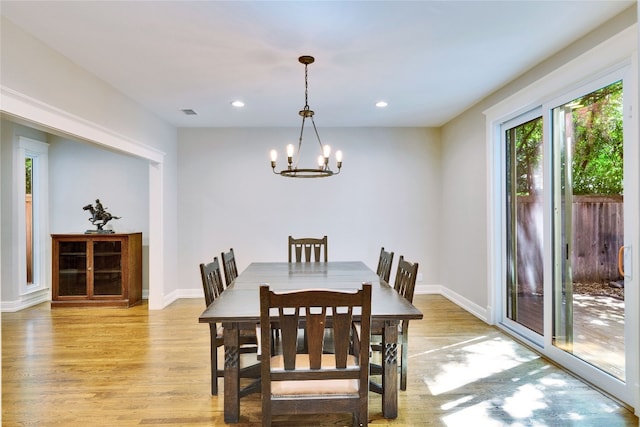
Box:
288 235 328 262
376 247 394 283
394 255 418 304
199 257 225 307
259 283 371 422
221 247 239 287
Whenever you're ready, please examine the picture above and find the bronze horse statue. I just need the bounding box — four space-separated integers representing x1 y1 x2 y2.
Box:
83 202 121 231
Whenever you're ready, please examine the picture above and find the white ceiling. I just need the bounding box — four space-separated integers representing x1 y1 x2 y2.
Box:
1 1 635 128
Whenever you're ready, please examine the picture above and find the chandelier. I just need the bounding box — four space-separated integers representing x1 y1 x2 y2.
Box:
270 55 342 178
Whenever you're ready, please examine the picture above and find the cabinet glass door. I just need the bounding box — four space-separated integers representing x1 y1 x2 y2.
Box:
58 241 87 296
93 241 122 296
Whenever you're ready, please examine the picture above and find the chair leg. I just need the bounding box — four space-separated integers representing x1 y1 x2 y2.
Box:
271 326 279 356
354 405 368 426
210 325 218 395
262 395 271 427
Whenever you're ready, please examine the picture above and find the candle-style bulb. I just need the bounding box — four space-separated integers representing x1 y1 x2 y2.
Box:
270 149 278 162
323 145 331 158
286 144 295 158
335 150 343 162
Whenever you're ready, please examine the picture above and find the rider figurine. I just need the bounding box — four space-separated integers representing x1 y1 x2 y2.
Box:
83 199 120 233
94 199 105 222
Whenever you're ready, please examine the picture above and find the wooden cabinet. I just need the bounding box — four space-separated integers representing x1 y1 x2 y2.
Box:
51 233 142 307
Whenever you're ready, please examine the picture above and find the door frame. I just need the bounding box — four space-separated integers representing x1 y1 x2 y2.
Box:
16 137 49 300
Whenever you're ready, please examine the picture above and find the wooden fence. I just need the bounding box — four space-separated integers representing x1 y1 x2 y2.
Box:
517 195 623 284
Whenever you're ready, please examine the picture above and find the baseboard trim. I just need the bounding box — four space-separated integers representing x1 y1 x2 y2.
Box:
161 288 203 308
415 284 489 324
0 288 51 312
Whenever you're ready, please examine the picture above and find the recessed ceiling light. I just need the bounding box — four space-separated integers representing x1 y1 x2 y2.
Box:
375 101 388 108
231 100 245 108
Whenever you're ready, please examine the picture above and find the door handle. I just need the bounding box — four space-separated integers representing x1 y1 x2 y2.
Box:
618 246 624 276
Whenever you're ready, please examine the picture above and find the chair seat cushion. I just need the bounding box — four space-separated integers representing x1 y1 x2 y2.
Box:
270 354 360 397
215 324 224 338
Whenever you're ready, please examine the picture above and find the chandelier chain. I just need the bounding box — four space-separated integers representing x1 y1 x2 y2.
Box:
304 62 309 108
296 61 324 170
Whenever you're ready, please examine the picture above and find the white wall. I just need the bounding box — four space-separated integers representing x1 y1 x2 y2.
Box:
0 16 179 308
177 127 441 295
49 137 149 235
0 18 174 148
440 110 488 311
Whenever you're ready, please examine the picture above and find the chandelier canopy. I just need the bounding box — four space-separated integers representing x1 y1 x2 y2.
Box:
270 55 342 178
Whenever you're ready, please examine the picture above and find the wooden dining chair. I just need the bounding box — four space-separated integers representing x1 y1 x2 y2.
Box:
376 247 394 283
221 247 239 287
200 257 225 307
200 257 258 395
259 283 372 427
369 255 418 392
288 235 328 262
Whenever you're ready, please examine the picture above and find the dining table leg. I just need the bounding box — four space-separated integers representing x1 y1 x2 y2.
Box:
382 319 399 418
223 321 240 423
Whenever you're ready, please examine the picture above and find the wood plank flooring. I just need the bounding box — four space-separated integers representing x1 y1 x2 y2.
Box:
2 295 637 426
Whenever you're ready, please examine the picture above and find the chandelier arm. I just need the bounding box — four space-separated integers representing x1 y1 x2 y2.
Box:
310 115 324 149
296 114 308 170
310 116 326 170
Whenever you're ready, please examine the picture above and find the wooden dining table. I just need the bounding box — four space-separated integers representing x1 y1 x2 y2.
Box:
198 261 424 423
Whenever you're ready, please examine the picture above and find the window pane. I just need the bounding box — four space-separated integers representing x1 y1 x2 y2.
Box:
505 116 544 334
25 157 33 285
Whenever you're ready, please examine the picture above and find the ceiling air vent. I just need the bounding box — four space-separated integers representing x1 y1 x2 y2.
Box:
180 109 198 115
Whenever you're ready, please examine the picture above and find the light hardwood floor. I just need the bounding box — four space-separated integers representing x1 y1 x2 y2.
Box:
2 295 638 426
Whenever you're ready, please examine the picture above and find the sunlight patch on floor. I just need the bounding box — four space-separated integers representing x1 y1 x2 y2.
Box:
441 400 554 427
441 401 504 427
423 336 539 395
441 372 582 425
502 383 547 418
440 395 474 410
410 336 488 358
567 412 586 421
537 374 567 387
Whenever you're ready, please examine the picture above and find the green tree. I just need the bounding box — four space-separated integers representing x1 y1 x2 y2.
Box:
570 81 623 195
513 117 543 196
25 158 32 195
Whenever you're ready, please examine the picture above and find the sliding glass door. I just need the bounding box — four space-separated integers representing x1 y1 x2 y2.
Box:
504 113 544 339
552 80 626 380
500 70 636 405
